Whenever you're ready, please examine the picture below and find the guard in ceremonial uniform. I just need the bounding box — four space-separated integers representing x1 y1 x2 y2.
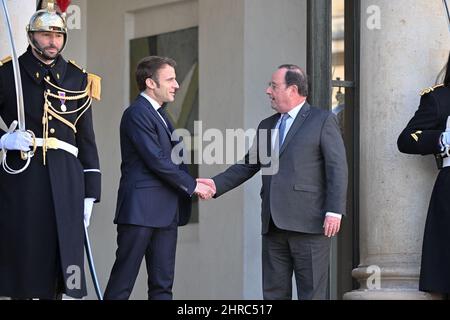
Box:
397 54 450 296
0 1 101 299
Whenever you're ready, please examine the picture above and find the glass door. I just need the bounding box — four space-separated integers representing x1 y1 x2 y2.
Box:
308 0 360 299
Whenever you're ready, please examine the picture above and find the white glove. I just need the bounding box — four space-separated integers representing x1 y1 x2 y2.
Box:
0 130 32 152
84 198 95 228
441 131 450 147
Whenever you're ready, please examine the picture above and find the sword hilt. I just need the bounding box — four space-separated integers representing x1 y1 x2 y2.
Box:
20 130 36 160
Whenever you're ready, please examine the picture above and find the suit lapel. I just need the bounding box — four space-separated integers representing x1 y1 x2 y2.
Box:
137 95 172 138
263 115 279 158
279 103 311 156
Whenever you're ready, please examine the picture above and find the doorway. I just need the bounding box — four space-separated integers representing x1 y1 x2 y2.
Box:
307 0 360 299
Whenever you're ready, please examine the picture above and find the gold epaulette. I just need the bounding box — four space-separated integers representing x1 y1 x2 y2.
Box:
87 73 102 101
420 84 445 96
69 60 87 73
0 56 12 67
68 60 101 100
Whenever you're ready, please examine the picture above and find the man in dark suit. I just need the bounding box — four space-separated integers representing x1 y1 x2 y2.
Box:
104 56 213 300
198 65 348 300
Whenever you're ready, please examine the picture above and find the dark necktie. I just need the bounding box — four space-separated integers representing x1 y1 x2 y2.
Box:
158 106 184 160
158 107 175 133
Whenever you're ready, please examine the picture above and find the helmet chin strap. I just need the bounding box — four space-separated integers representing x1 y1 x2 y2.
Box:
30 35 62 63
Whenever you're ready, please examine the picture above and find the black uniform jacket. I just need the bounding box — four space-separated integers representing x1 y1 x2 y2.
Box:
0 47 101 299
398 84 450 294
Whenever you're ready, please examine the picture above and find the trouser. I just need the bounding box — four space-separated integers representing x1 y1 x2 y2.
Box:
262 222 331 300
104 218 178 300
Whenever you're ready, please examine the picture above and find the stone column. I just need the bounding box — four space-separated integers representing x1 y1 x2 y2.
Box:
345 0 450 299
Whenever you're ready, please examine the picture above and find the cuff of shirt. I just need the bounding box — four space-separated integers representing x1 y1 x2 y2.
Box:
326 212 342 219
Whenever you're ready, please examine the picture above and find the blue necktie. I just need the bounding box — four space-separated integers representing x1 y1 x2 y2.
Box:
278 113 289 149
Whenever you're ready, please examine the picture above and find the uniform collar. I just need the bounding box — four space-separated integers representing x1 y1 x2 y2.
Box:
20 46 67 86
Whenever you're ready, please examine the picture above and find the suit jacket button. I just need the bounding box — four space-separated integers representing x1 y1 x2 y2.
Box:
50 128 55 134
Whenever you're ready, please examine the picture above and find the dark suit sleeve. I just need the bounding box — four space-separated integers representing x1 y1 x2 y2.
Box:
397 93 443 155
125 108 196 196
213 130 261 197
320 113 348 215
75 75 101 202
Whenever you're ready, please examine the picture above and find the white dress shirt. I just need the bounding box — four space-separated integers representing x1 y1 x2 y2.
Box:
140 92 168 128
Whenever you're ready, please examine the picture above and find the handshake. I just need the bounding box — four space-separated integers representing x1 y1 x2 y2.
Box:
194 178 216 200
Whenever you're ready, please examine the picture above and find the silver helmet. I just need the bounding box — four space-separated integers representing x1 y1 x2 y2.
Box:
26 0 68 57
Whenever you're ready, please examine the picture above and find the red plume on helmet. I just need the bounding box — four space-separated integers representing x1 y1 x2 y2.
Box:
36 0 71 13
56 0 71 14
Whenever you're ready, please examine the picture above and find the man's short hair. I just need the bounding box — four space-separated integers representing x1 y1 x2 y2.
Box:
278 64 309 97
136 56 177 91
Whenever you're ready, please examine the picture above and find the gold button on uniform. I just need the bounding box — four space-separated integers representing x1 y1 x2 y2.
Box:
48 116 53 121
50 128 55 134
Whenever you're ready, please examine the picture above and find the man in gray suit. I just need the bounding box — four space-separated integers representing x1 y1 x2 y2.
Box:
198 64 348 300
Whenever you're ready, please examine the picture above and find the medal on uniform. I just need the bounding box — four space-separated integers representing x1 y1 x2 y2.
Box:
58 91 67 112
